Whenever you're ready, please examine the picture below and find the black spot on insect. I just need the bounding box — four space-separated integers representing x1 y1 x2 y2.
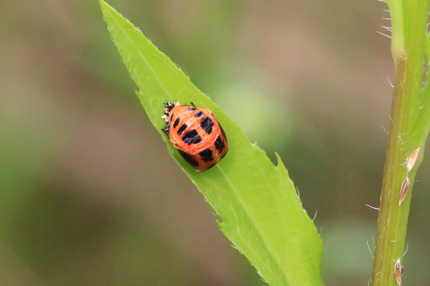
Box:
187 107 197 111
194 111 204 118
182 130 202 144
179 150 199 167
214 135 225 151
199 149 213 162
177 123 187 135
164 101 176 113
173 117 180 128
162 125 169 134
200 117 213 134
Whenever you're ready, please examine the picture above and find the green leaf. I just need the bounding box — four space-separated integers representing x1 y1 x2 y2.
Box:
99 1 323 285
411 26 430 148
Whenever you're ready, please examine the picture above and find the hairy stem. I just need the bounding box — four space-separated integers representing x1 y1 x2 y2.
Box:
371 1 429 285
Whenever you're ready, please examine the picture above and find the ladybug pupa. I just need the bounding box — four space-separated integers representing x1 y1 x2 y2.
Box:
162 101 229 171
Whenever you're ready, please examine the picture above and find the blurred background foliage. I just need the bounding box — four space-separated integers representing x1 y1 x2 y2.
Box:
1 0 430 285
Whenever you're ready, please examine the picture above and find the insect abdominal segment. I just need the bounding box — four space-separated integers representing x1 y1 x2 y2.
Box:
162 101 229 171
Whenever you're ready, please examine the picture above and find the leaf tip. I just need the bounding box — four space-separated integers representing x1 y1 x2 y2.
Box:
274 152 286 169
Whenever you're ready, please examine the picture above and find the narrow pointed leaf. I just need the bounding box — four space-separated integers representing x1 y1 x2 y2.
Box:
99 1 323 285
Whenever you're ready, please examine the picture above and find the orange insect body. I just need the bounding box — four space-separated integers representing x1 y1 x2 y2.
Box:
162 102 228 171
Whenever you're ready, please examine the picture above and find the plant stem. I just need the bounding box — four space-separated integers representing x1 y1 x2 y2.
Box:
371 56 410 286
371 1 429 285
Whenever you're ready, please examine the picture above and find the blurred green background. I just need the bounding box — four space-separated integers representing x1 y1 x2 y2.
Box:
1 0 430 285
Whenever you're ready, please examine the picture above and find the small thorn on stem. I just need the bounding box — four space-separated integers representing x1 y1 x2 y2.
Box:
399 178 410 205
406 147 420 172
394 258 403 286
